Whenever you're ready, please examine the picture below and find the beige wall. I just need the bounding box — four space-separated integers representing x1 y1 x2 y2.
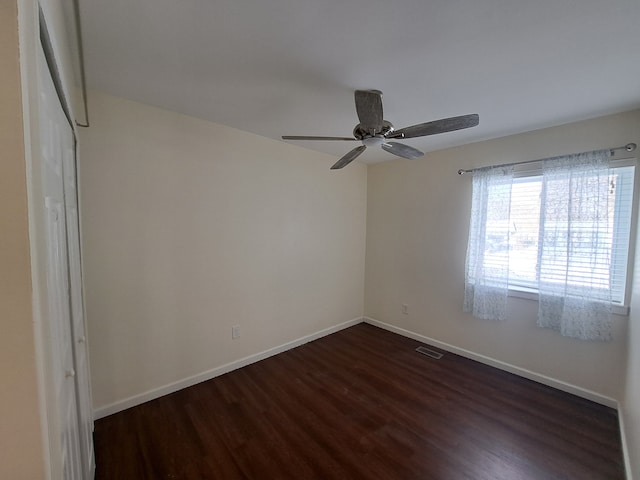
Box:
365 110 640 401
79 92 368 411
623 216 640 479
0 1 45 478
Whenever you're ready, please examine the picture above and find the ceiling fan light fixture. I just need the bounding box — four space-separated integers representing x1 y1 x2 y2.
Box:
362 136 385 148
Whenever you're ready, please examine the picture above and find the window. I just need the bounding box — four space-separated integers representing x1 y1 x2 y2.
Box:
464 149 636 341
482 165 635 304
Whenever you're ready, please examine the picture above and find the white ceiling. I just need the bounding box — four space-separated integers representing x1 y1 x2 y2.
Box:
79 0 640 165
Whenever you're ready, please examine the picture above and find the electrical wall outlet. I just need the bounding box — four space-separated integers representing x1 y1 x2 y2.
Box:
232 325 241 339
402 304 409 314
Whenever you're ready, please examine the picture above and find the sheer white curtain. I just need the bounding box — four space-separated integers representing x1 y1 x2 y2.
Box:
464 166 514 320
537 150 613 341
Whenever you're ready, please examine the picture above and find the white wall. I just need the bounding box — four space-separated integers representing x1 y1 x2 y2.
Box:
365 110 640 402
623 215 640 479
79 92 367 412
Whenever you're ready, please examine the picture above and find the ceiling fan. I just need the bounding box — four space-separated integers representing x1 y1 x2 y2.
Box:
282 90 479 169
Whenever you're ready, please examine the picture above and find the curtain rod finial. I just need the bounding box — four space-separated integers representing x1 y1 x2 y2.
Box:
626 143 637 152
458 169 466 175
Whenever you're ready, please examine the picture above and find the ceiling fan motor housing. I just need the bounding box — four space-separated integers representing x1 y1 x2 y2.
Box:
353 120 394 140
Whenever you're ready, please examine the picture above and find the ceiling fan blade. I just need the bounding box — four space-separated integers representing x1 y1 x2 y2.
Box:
355 90 384 133
381 142 424 160
388 114 479 139
282 135 357 141
331 145 367 170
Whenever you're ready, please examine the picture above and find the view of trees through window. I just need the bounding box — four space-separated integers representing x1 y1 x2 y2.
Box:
483 166 634 301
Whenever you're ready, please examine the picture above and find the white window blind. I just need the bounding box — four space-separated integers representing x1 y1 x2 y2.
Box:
476 165 634 304
610 165 635 303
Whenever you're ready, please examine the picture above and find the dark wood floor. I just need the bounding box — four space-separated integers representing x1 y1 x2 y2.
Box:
94 323 625 479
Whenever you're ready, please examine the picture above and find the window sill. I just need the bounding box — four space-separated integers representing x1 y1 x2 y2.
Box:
507 286 630 316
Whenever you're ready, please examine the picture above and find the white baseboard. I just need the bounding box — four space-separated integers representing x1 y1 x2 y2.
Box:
95 315 619 418
618 405 634 480
363 317 618 408
95 315 629 475
93 316 363 419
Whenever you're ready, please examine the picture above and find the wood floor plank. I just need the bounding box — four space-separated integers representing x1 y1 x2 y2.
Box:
94 323 625 479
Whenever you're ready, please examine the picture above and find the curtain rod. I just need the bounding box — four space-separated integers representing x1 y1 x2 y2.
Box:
457 143 637 175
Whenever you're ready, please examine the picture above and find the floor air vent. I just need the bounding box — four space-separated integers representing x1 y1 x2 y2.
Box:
415 346 443 360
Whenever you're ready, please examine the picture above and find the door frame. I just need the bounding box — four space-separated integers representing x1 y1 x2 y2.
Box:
17 1 91 478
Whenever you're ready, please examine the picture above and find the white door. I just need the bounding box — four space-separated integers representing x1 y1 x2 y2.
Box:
38 45 89 480
63 132 96 477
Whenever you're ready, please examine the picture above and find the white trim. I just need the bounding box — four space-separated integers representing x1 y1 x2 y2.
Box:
510 155 637 178
96 315 623 418
18 1 54 478
363 317 618 408
618 405 633 480
507 287 631 316
95 314 631 478
93 317 364 420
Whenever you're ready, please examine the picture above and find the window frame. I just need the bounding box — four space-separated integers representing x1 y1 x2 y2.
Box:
488 157 639 315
